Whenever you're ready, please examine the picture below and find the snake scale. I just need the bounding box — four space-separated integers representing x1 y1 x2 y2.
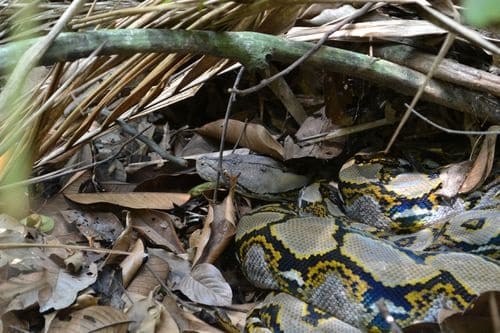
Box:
196 153 500 332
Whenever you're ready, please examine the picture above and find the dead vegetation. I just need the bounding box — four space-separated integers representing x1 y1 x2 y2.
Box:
0 1 499 332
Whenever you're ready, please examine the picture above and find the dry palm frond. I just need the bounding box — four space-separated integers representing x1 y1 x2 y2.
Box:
0 0 309 183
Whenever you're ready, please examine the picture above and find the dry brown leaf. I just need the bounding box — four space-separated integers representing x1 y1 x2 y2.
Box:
103 212 133 266
1 311 29 333
120 240 145 288
127 249 170 296
48 305 129 333
162 294 224 333
191 206 213 266
436 161 472 198
194 180 236 265
124 291 163 333
0 271 48 313
40 263 98 312
460 126 499 193
0 225 42 271
284 110 345 160
0 263 97 313
175 263 232 307
64 252 85 274
439 291 500 333
158 306 181 333
288 20 447 41
196 119 285 160
129 210 185 254
60 210 123 243
64 192 190 210
160 251 192 289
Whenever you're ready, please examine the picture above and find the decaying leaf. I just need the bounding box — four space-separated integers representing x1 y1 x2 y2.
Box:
120 239 145 287
0 261 97 313
47 305 129 333
0 226 42 271
175 263 232 306
193 175 236 265
60 210 123 244
39 263 98 312
196 119 285 160
0 271 49 313
64 192 190 210
161 251 192 288
439 291 500 333
460 125 498 193
124 291 164 333
162 294 224 333
127 249 170 296
129 209 185 254
284 110 345 160
436 160 472 197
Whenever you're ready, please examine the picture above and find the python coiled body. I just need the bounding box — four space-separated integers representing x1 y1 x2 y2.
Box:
196 153 500 332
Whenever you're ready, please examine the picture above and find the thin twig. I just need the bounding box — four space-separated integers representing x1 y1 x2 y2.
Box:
405 104 500 135
297 116 396 144
100 108 188 167
0 243 131 255
384 33 456 153
213 67 245 202
376 299 403 333
230 2 374 96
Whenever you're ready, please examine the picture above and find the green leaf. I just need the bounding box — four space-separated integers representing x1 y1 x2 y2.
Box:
463 0 500 26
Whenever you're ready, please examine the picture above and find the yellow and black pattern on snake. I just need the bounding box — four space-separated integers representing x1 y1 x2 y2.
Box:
297 181 499 259
246 292 363 333
195 153 499 331
349 209 499 260
236 208 499 332
338 153 464 232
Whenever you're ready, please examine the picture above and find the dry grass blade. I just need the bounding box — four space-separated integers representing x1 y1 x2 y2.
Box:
0 1 311 176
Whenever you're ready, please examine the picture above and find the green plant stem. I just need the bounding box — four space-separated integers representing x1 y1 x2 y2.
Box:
0 29 498 122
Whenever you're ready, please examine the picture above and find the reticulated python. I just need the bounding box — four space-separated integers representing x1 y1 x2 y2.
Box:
196 153 499 333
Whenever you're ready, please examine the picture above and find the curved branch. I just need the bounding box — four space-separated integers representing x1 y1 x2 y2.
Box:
0 29 498 122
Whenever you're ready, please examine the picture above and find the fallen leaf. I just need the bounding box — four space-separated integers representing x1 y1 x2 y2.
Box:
160 251 192 288
460 125 498 193
127 249 170 296
193 177 236 265
162 294 224 333
129 210 185 254
439 291 500 333
64 192 190 210
120 240 145 287
175 263 232 306
40 263 98 312
0 228 42 271
60 210 124 244
47 305 129 333
436 160 472 197
0 271 48 313
196 119 284 160
284 109 345 160
124 291 163 333
103 212 133 266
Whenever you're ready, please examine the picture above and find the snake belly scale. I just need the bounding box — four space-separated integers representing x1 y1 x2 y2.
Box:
196 153 500 332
